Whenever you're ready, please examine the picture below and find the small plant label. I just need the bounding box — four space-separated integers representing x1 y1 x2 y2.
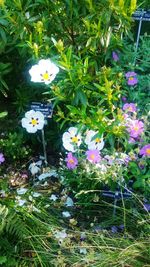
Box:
132 10 150 21
102 190 132 200
30 102 53 118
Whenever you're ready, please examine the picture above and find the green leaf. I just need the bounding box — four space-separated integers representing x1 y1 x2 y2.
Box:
0 111 8 118
0 27 7 43
74 89 88 106
0 256 7 265
0 19 9 26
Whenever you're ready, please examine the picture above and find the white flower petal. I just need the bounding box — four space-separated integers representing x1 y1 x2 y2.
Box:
35 111 45 120
68 127 78 136
35 160 43 166
29 163 40 175
38 173 51 181
62 132 71 142
54 230 67 240
29 66 42 82
36 121 45 130
17 199 26 206
65 196 74 207
27 125 38 133
50 194 58 201
63 142 75 152
32 192 41 197
85 130 97 145
21 117 28 128
17 188 28 195
62 211 71 218
96 140 104 150
79 248 87 255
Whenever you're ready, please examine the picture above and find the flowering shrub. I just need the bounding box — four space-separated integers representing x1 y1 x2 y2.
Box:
59 100 150 202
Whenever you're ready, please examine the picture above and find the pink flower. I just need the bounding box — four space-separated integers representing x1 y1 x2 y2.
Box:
139 144 150 157
112 51 119 61
125 71 138 86
127 120 144 138
65 152 78 170
0 153 5 164
123 103 137 113
86 150 101 164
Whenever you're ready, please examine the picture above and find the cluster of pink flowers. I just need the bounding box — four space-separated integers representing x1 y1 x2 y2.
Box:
122 102 149 160
122 102 144 142
65 149 101 170
123 103 137 113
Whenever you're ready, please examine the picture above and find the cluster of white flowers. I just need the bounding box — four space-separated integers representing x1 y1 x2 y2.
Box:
62 127 104 152
21 59 59 133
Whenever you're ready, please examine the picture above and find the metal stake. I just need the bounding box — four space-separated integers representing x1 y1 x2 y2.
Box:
113 192 118 217
41 128 48 165
134 10 144 65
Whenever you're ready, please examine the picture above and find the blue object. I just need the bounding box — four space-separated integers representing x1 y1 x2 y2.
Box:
30 102 53 118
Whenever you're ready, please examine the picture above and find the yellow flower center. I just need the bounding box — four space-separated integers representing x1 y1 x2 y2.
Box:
134 126 139 131
68 159 74 164
71 136 78 143
90 154 95 160
146 148 150 155
95 138 101 143
31 118 38 126
129 77 134 80
42 72 49 80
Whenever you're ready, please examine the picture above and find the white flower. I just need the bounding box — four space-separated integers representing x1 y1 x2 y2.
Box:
25 11 30 19
62 211 71 218
0 190 6 197
38 170 58 181
22 110 45 133
35 160 43 166
32 192 41 198
29 162 41 175
17 188 28 195
29 195 33 201
38 173 51 181
79 247 87 254
50 194 58 201
32 206 41 213
54 230 67 241
29 59 59 85
62 127 82 152
65 196 74 207
85 130 104 150
16 197 27 206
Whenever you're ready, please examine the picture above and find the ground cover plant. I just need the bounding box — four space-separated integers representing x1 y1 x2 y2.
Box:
0 0 150 266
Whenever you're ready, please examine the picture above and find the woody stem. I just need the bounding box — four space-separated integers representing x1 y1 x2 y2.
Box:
41 128 48 166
